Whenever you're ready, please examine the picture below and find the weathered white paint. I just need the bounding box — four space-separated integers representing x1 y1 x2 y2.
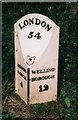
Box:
14 13 59 104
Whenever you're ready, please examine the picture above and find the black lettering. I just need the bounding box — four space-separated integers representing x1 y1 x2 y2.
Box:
34 32 41 39
45 24 52 31
18 64 26 73
43 84 49 91
28 31 34 38
39 85 42 92
24 20 28 26
35 18 41 25
37 70 41 74
31 68 55 74
42 76 47 80
17 70 26 80
29 18 34 25
39 84 49 92
51 68 55 71
50 75 55 79
18 18 52 32
41 21 46 27
32 77 36 82
31 75 55 82
18 23 24 30
20 81 23 88
37 76 43 81
31 70 36 74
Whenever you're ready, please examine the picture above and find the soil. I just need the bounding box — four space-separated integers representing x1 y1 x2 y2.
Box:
4 94 33 119
3 93 58 120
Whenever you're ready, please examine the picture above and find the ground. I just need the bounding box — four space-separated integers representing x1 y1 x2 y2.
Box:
2 93 64 120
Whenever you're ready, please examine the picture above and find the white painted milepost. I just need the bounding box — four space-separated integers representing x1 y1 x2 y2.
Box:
14 13 60 104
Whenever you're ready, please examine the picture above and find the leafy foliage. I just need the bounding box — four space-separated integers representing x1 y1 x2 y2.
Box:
2 108 16 120
65 97 70 108
31 79 77 119
60 79 77 120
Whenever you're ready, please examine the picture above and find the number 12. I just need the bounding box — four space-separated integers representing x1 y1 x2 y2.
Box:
39 84 49 92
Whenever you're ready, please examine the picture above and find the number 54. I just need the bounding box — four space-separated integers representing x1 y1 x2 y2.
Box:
28 31 41 39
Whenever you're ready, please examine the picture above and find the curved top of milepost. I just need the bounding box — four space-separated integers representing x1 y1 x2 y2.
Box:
16 13 57 26
14 13 59 68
